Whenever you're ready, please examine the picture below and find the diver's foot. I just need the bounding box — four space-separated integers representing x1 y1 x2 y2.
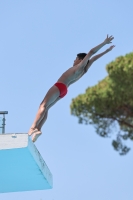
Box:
28 128 38 136
32 130 42 142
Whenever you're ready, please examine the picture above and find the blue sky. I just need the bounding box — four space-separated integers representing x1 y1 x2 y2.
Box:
0 0 133 199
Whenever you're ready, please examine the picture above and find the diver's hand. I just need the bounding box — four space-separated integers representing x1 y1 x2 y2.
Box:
106 45 115 52
104 34 114 44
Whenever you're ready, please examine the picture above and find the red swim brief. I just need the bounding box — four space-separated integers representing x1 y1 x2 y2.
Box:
54 82 67 98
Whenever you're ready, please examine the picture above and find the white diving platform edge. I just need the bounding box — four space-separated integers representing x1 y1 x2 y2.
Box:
0 133 53 193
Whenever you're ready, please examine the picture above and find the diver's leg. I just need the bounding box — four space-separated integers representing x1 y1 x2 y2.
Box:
28 85 60 136
31 97 61 142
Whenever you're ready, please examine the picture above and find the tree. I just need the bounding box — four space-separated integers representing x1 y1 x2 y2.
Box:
70 52 133 155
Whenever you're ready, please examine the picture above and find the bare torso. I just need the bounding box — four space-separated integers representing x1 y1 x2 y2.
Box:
57 64 85 87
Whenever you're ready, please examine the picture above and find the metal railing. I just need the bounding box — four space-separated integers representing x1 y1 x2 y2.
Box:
0 111 8 134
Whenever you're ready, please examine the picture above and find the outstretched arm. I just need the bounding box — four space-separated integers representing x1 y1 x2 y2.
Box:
90 34 114 54
84 45 115 73
79 35 114 68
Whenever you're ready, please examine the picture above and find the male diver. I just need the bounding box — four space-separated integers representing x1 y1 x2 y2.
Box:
28 34 115 142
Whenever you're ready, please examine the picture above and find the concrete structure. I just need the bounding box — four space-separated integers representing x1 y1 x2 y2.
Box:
0 133 53 193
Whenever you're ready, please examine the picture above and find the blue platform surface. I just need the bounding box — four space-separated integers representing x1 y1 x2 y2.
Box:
0 133 53 193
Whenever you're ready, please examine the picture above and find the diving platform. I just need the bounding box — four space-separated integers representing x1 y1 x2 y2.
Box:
0 133 53 193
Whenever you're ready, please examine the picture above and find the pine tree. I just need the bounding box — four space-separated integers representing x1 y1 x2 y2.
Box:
70 52 133 155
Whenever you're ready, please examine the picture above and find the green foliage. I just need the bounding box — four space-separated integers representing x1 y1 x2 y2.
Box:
70 52 133 155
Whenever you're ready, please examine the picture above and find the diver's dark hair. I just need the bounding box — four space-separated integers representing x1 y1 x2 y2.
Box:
77 53 87 60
